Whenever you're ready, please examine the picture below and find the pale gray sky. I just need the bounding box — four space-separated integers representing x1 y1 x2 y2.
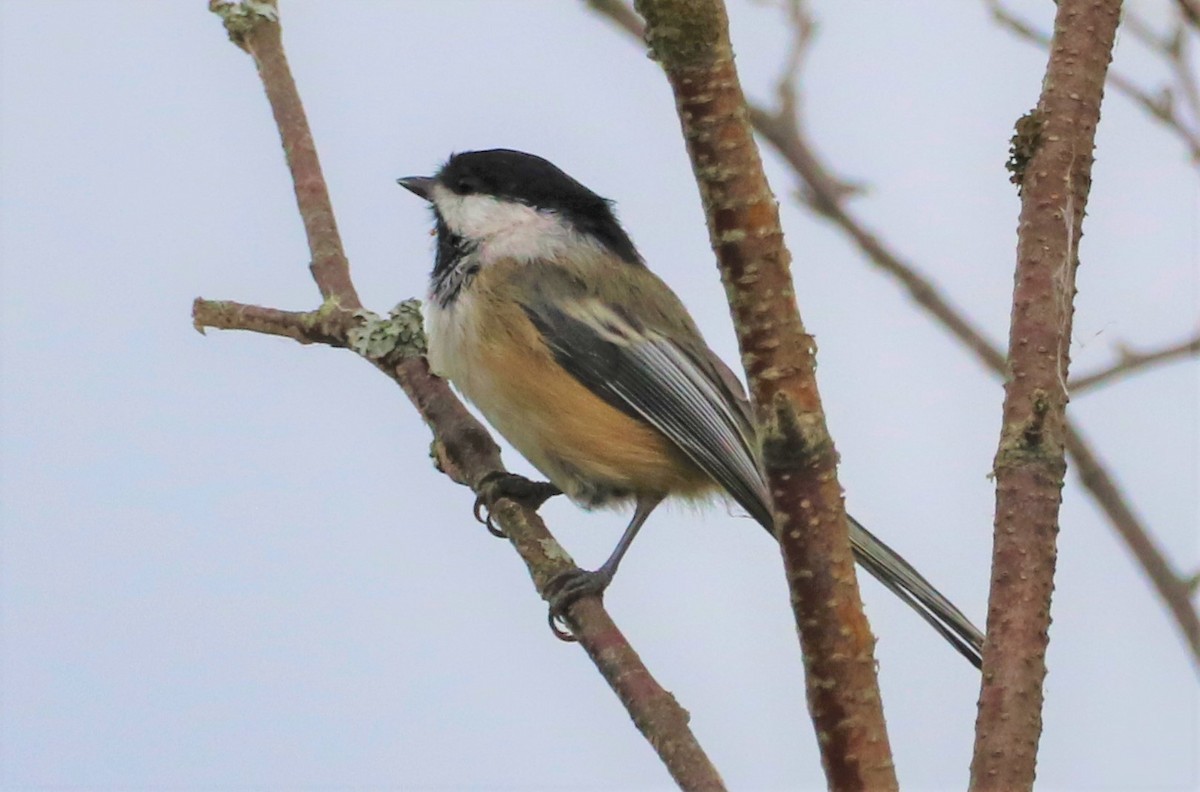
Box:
1 1 1196 789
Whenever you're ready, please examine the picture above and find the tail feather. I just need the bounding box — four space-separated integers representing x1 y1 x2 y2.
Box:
847 515 984 668
750 504 984 668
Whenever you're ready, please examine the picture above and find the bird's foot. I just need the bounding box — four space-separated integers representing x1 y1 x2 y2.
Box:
472 471 562 538
544 568 613 642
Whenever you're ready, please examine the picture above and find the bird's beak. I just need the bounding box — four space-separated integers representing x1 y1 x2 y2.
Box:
397 176 435 201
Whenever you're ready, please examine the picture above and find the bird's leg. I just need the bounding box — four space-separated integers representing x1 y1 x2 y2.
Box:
472 471 562 538
545 494 663 641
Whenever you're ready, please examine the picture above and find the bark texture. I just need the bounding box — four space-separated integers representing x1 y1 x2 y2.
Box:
971 1 1122 790
635 1 897 789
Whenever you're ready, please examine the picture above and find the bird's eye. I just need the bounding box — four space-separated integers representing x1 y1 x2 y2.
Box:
454 176 479 195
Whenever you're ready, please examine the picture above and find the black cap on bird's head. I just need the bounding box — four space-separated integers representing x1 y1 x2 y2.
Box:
398 149 642 267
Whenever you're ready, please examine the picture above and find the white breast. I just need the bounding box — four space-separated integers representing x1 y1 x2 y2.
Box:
424 289 477 385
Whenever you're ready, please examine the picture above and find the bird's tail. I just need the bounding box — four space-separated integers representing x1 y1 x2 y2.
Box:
657 343 985 666
747 497 984 668
845 515 984 668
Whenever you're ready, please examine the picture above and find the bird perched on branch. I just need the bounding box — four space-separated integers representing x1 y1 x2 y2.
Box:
399 148 983 668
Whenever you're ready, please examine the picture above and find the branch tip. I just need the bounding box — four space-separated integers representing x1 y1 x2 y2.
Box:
1071 333 1200 392
1186 570 1200 596
209 0 278 51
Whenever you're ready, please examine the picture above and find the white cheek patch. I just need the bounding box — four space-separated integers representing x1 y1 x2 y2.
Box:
430 184 587 265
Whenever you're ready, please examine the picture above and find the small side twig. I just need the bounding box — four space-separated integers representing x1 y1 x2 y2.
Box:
1123 10 1200 125
1066 421 1200 662
1186 569 1200 594
1070 333 1200 392
200 4 725 788
1178 0 1200 29
191 297 357 346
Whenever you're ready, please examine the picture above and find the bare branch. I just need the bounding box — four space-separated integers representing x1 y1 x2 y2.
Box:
192 297 357 346
757 83 1200 675
590 0 864 205
586 0 644 37
200 4 726 787
1067 422 1200 664
210 0 361 306
1171 31 1200 126
986 0 1200 164
753 111 1009 370
1118 9 1200 140
586 0 1200 674
194 294 728 789
1178 0 1200 30
769 1 867 206
633 0 897 788
1071 333 1200 392
971 2 1122 788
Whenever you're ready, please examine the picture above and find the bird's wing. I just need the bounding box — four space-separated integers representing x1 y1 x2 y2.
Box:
522 295 772 527
515 261 984 667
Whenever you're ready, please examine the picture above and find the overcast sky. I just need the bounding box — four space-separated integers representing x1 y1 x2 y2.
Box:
1 1 1197 790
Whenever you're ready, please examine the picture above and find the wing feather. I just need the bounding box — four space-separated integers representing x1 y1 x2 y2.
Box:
515 266 983 667
524 298 770 526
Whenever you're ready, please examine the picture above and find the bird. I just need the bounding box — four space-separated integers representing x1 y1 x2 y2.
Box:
398 148 984 668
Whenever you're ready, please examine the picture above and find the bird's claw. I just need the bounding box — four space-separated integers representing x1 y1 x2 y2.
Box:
472 472 561 538
544 568 612 643
472 492 507 538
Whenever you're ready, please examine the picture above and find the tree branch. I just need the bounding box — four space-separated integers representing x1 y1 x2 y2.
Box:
1070 333 1200 392
632 0 897 789
986 0 1200 165
1065 421 1200 667
201 3 726 788
191 297 357 346
971 2 1122 789
585 0 1200 673
759 81 1200 673
1179 0 1200 30
210 0 361 306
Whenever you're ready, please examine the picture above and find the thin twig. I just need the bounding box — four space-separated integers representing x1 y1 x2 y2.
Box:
771 1 866 206
1117 9 1200 135
201 3 726 787
1178 0 1200 30
1066 421 1200 662
1071 333 1200 392
191 298 357 346
633 0 898 788
1172 32 1200 126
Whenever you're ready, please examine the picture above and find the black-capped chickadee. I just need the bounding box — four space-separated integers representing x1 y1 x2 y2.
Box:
399 149 984 668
